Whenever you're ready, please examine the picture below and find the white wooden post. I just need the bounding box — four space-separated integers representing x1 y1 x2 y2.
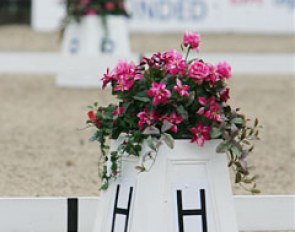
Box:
31 0 66 32
93 139 239 232
59 15 131 87
62 16 130 56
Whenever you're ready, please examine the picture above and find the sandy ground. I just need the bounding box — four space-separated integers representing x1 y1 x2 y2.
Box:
0 25 294 53
0 26 294 197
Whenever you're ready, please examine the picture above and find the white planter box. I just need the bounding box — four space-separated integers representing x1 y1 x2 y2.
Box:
61 16 130 56
94 139 238 232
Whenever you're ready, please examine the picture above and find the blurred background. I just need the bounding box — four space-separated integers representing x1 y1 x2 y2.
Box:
0 0 294 198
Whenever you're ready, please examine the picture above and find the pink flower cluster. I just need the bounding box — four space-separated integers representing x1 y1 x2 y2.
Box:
78 0 126 15
140 52 231 85
99 32 234 148
102 60 143 91
188 60 232 84
163 50 186 76
137 110 183 133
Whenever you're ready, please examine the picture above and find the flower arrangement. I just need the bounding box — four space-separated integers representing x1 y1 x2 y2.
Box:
66 0 128 21
87 32 261 193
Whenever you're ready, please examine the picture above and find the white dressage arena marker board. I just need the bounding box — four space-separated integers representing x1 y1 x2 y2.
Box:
93 139 239 232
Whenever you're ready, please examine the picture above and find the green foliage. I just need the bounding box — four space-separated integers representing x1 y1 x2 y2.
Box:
66 0 128 20
214 105 261 193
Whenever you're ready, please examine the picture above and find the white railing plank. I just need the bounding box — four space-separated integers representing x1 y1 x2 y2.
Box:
0 198 67 232
0 53 293 76
78 198 100 232
234 195 295 231
0 196 294 231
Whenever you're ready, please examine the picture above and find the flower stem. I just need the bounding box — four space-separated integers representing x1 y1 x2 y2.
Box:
185 47 191 61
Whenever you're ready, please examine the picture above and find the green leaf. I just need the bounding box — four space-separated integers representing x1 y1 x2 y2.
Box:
133 96 150 102
231 146 242 157
143 126 160 135
161 121 173 133
185 91 195 107
216 141 230 153
135 165 146 172
176 105 188 120
146 136 157 151
231 117 244 125
135 91 148 97
100 182 109 190
210 127 222 139
251 188 261 194
235 172 242 183
162 133 174 149
254 118 259 127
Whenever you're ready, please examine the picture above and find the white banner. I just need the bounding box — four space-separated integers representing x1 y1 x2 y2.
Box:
31 0 294 34
127 0 295 33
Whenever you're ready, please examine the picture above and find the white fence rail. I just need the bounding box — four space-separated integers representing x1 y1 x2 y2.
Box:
1 52 293 88
235 195 295 231
0 195 294 231
1 53 293 75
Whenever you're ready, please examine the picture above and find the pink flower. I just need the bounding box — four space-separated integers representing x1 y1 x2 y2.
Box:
147 82 171 106
163 50 186 76
86 8 97 15
112 106 125 116
204 64 219 86
87 111 102 128
190 123 211 147
216 61 232 79
220 88 230 102
137 109 159 130
101 68 114 89
114 60 135 77
80 0 90 4
114 76 133 91
197 97 206 115
188 61 210 81
183 32 201 51
162 49 183 61
166 59 186 76
205 103 222 122
173 79 190 97
198 96 207 106
197 96 222 122
105 60 143 91
141 52 164 69
105 2 115 11
119 1 126 10
163 113 183 133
